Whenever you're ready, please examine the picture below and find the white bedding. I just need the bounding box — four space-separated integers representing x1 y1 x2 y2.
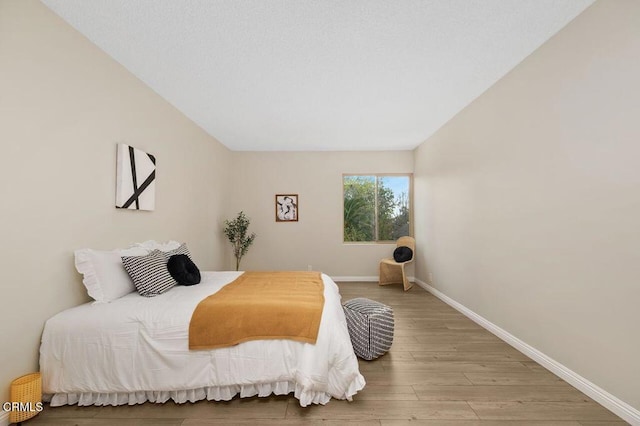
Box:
40 271 365 407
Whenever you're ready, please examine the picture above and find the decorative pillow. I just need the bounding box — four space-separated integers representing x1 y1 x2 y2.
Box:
134 240 181 252
74 246 149 303
167 254 201 286
163 243 192 260
121 250 177 297
393 246 413 263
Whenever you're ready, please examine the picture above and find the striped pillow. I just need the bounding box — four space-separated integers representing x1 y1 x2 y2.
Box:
163 243 192 260
122 250 177 297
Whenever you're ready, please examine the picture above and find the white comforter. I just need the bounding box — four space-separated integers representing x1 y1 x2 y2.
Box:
40 271 365 407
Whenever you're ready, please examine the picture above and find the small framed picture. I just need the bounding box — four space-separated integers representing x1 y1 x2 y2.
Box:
275 194 298 222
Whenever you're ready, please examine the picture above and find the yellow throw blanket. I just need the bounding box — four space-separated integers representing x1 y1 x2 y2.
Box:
189 271 325 350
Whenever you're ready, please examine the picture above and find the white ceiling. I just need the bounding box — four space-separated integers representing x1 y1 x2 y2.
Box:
41 0 594 151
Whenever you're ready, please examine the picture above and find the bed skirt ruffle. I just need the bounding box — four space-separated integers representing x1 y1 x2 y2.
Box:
44 375 366 408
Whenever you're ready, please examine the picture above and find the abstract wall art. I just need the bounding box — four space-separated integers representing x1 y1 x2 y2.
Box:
115 143 156 211
275 194 298 222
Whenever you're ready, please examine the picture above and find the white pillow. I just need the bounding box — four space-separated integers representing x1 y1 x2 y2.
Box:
134 240 181 252
74 247 149 303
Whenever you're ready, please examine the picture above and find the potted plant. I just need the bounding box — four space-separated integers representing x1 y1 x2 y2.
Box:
223 211 256 271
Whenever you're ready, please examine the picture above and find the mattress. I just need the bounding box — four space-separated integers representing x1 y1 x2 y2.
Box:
40 271 365 407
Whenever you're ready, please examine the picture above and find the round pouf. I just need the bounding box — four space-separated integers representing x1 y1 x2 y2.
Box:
342 298 394 360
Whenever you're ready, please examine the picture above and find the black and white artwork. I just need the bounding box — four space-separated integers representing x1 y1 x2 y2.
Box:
115 143 156 211
275 194 298 222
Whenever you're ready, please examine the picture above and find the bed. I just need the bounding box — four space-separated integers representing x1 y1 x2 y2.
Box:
40 270 365 407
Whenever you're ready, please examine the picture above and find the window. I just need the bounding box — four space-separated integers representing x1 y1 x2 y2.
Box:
343 174 412 242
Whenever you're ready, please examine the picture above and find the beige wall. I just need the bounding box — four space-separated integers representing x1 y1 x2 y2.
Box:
414 0 640 411
0 0 232 404
228 151 414 278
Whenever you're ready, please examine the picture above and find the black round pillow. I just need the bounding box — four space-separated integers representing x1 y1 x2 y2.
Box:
167 254 201 286
393 246 413 263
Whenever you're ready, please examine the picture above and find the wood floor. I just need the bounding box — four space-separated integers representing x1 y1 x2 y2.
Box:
29 282 627 425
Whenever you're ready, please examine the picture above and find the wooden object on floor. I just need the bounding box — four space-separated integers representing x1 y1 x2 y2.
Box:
9 372 41 424
379 236 415 291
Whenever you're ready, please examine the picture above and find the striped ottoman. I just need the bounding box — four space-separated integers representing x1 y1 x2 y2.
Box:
342 298 394 360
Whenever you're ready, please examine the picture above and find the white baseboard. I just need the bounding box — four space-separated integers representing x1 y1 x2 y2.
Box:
332 276 417 283
331 276 379 282
414 278 640 425
0 411 8 426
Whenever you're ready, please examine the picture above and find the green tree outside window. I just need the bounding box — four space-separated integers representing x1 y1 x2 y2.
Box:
343 175 411 242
